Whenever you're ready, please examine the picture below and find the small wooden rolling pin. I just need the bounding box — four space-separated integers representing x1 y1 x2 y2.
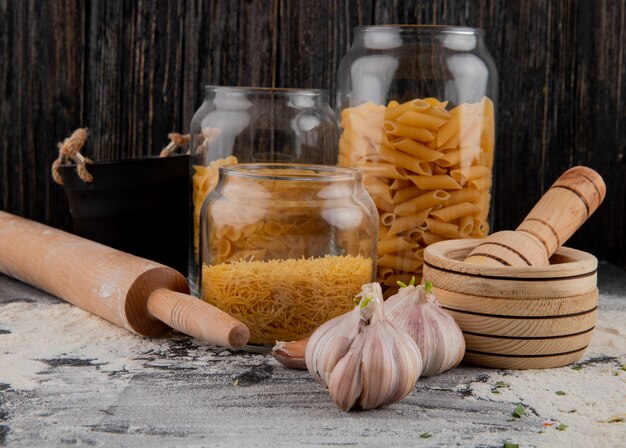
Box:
465 166 606 266
0 211 249 348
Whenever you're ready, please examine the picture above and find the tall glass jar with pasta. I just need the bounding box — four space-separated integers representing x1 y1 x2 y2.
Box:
188 87 339 295
200 163 377 350
336 25 498 295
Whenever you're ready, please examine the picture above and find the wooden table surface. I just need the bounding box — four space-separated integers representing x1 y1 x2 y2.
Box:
1 264 625 447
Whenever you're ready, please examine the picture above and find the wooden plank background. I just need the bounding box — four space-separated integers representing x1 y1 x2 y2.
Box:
1 0 625 268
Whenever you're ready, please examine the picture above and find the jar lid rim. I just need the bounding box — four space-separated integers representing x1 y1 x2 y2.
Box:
204 86 328 96
219 163 362 182
356 25 485 35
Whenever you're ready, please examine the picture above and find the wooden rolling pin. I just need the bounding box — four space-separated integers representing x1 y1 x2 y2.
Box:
465 166 606 266
0 211 249 348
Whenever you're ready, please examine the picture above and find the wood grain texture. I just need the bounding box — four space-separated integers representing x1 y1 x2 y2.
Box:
1 0 625 268
0 211 251 349
424 238 599 369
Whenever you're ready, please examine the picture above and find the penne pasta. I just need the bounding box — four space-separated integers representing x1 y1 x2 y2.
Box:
406 228 424 241
378 254 422 272
430 202 482 222
422 231 446 245
393 138 444 162
468 176 493 191
394 191 449 217
392 186 425 204
379 146 433 175
443 188 482 206
378 237 419 255
408 174 462 190
383 121 435 142
377 266 396 281
388 208 432 235
396 110 447 130
436 105 464 147
384 99 430 121
459 214 475 237
380 212 396 226
433 165 448 175
373 195 395 213
425 218 461 239
450 165 492 184
390 178 413 190
423 97 449 108
359 163 409 180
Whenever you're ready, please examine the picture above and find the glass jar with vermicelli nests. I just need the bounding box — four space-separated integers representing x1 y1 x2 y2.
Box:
199 163 377 351
188 87 339 295
336 25 498 295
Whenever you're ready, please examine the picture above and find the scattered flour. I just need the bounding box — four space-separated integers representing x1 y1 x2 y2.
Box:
468 307 626 448
0 301 165 390
1 280 625 447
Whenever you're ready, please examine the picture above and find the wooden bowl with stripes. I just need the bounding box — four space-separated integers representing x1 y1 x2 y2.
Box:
423 239 598 369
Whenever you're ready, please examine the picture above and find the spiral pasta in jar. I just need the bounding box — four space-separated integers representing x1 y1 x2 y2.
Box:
337 25 498 294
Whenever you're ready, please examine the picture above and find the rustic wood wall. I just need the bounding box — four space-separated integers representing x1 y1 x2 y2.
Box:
1 0 625 268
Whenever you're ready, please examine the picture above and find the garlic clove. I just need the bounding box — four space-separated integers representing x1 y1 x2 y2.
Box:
306 307 360 386
327 332 366 411
385 281 465 377
271 338 308 369
387 326 422 403
358 323 400 410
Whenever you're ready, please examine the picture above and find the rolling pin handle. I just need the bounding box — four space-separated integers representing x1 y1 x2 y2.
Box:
147 289 250 348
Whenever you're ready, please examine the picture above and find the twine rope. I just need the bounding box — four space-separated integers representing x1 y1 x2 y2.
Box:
159 132 191 157
51 128 93 185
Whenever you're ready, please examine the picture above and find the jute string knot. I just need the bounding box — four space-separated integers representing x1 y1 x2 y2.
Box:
52 128 93 185
159 133 191 157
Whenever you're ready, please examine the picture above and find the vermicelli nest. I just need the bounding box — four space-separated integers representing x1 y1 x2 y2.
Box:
201 255 372 345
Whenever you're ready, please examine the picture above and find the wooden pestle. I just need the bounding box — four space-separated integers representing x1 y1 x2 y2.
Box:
0 211 249 348
465 166 606 266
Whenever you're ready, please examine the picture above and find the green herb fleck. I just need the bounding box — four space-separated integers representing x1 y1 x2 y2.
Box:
571 365 583 371
397 280 407 288
620 364 626 371
567 409 577 413
511 404 526 418
420 432 432 439
538 430 545 434
503 444 519 448
556 423 568 431
423 280 432 292
556 390 566 396
491 381 509 394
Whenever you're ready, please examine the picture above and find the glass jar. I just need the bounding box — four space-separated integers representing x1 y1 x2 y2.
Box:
336 25 497 295
188 87 339 294
199 163 377 350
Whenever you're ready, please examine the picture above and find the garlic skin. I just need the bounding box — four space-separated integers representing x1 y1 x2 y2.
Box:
385 282 465 377
306 282 423 411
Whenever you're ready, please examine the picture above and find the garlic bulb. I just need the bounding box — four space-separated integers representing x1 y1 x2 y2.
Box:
385 279 465 377
306 282 423 411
